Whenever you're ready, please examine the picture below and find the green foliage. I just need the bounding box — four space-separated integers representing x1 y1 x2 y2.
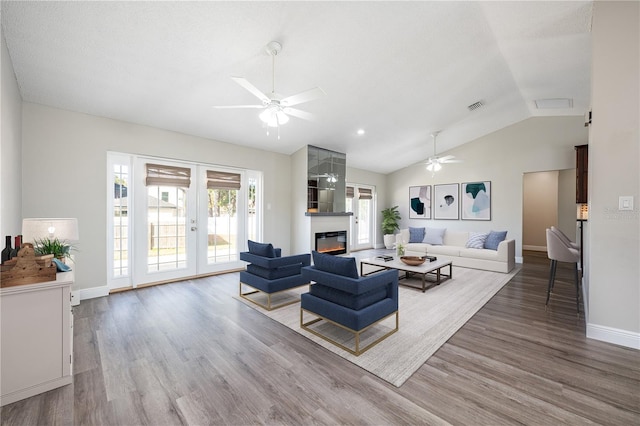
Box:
381 205 401 235
33 237 74 260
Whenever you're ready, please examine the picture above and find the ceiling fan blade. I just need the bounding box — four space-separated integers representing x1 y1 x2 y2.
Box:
280 87 326 107
442 159 463 164
283 107 314 121
438 155 455 162
212 104 265 109
231 77 271 104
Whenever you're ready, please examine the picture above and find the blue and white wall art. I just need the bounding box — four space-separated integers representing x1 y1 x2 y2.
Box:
434 183 459 220
461 181 491 220
409 185 431 219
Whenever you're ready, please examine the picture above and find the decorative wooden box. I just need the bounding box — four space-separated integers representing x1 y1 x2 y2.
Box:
0 244 56 288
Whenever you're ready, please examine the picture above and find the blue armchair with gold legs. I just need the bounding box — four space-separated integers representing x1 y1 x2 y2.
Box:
239 240 311 310
300 251 399 356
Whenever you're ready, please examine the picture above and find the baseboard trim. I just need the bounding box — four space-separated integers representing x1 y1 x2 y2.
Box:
523 245 546 252
586 323 640 350
79 285 109 302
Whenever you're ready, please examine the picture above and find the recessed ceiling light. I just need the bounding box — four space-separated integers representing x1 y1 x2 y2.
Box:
534 98 573 109
357 129 365 135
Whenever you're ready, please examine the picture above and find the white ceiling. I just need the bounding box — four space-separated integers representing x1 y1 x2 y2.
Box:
1 1 593 174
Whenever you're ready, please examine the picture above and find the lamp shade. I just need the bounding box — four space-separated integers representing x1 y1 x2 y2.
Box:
22 218 79 244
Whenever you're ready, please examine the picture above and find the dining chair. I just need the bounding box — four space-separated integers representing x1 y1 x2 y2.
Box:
550 225 579 249
546 228 581 313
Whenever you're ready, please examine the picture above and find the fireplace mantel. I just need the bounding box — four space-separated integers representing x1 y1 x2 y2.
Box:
305 212 353 217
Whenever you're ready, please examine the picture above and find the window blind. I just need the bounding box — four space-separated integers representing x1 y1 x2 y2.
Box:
346 186 355 198
207 170 241 190
145 163 191 187
358 188 373 199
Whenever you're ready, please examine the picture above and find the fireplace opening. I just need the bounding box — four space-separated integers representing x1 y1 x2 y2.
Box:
315 231 347 255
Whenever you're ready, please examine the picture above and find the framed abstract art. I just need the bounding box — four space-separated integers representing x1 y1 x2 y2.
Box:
409 185 431 219
433 183 459 220
461 181 491 220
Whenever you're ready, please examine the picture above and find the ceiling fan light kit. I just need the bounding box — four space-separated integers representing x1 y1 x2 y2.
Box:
213 41 325 138
259 106 289 127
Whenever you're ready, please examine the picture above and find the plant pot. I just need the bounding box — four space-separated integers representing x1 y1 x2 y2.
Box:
383 234 396 250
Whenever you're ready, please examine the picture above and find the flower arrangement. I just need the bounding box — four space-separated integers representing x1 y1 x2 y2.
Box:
396 242 405 257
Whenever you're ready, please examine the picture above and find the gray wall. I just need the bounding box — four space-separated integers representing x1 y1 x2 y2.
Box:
588 1 639 342
558 168 577 241
21 103 293 293
386 116 588 261
1 30 23 238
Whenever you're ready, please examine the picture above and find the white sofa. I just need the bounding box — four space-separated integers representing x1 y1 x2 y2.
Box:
396 228 515 273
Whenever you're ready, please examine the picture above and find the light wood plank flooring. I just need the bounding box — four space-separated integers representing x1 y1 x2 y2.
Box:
1 250 638 425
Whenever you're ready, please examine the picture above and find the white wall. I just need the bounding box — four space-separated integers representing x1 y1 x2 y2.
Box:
387 116 588 260
21 103 293 293
1 30 23 238
587 1 639 346
291 146 310 255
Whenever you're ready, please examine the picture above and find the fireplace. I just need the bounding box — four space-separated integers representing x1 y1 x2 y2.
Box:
315 231 347 255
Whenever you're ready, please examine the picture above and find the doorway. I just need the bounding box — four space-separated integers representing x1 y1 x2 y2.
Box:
346 184 375 251
522 170 576 259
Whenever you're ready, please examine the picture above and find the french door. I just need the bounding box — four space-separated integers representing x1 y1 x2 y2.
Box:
108 153 258 289
347 184 375 251
133 158 198 285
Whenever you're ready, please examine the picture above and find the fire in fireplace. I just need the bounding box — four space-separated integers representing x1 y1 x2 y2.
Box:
315 231 347 255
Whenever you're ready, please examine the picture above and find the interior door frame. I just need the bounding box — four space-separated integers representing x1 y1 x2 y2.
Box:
348 183 376 251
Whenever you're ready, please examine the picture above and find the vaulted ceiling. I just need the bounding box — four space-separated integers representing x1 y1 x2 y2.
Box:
1 1 592 174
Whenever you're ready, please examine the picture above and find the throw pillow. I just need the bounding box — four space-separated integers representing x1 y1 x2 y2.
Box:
312 251 359 279
466 232 489 249
408 227 425 243
423 227 446 245
248 240 276 258
484 231 507 250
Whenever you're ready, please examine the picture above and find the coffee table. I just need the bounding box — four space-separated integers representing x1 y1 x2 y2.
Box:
360 256 453 292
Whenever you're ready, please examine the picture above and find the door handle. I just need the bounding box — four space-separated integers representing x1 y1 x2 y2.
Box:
191 227 197 231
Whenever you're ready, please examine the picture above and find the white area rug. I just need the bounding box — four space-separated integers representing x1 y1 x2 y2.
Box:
237 265 520 387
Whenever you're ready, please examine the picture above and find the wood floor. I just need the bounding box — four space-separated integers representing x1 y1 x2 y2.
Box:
2 250 639 425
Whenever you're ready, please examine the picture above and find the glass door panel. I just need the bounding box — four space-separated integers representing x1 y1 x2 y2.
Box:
347 184 375 251
147 185 188 272
134 158 197 285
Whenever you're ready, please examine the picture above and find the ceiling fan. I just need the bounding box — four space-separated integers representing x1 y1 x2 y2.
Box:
213 41 326 138
424 131 461 175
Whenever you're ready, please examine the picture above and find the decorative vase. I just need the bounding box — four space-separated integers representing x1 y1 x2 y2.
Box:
396 244 405 257
383 234 395 250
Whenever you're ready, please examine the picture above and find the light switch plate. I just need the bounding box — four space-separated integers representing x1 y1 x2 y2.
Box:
619 196 634 211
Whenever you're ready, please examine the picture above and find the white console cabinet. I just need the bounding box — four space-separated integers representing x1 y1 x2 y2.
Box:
1 272 73 406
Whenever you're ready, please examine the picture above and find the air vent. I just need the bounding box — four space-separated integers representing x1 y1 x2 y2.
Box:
467 101 484 111
534 98 573 109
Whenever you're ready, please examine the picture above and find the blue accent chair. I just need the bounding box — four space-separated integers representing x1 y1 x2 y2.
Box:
300 251 399 355
239 241 311 310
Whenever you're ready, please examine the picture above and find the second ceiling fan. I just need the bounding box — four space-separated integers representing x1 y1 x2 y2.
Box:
213 41 326 137
424 131 462 175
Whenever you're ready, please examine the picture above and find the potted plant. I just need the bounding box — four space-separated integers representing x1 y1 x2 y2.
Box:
381 205 401 249
33 237 74 263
